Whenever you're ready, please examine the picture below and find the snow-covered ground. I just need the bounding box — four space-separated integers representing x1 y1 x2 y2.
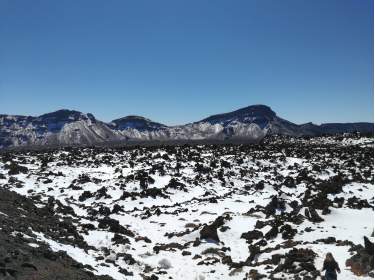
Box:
0 136 373 279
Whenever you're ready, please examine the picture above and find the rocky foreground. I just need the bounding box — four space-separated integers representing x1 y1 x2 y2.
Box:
0 135 373 280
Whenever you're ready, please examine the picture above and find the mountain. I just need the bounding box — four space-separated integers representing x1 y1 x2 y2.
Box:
200 104 277 126
0 105 372 149
0 109 120 148
110 115 167 131
198 105 303 138
320 122 374 135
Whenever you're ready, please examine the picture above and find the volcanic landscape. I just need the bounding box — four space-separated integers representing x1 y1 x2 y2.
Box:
0 135 373 280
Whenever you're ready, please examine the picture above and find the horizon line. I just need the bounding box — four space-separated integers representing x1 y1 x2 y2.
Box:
0 104 373 127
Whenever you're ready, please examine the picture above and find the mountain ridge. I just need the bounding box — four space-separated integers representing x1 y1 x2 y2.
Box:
0 105 373 149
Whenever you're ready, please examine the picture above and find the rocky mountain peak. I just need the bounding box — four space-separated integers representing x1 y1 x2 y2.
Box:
37 109 95 122
199 104 277 128
110 115 166 131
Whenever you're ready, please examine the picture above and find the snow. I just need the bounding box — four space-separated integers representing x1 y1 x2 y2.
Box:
32 231 128 280
0 136 373 280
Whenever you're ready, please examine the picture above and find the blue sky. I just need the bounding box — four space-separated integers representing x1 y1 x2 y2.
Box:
0 0 373 125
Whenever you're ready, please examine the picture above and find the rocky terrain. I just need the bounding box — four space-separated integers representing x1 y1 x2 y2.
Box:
0 135 373 279
0 105 373 149
0 189 113 280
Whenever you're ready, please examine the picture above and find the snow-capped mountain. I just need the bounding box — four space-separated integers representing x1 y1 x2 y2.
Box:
0 105 373 149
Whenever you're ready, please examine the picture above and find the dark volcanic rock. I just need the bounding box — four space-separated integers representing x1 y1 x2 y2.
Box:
78 190 93 202
305 207 324 223
264 226 278 240
346 237 374 277
200 215 228 243
274 248 318 277
98 217 134 237
241 230 263 244
0 189 113 280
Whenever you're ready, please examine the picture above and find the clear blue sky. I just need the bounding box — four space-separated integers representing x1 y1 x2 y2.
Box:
0 0 373 125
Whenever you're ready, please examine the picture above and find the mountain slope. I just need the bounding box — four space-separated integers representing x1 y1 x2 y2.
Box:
0 109 121 148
